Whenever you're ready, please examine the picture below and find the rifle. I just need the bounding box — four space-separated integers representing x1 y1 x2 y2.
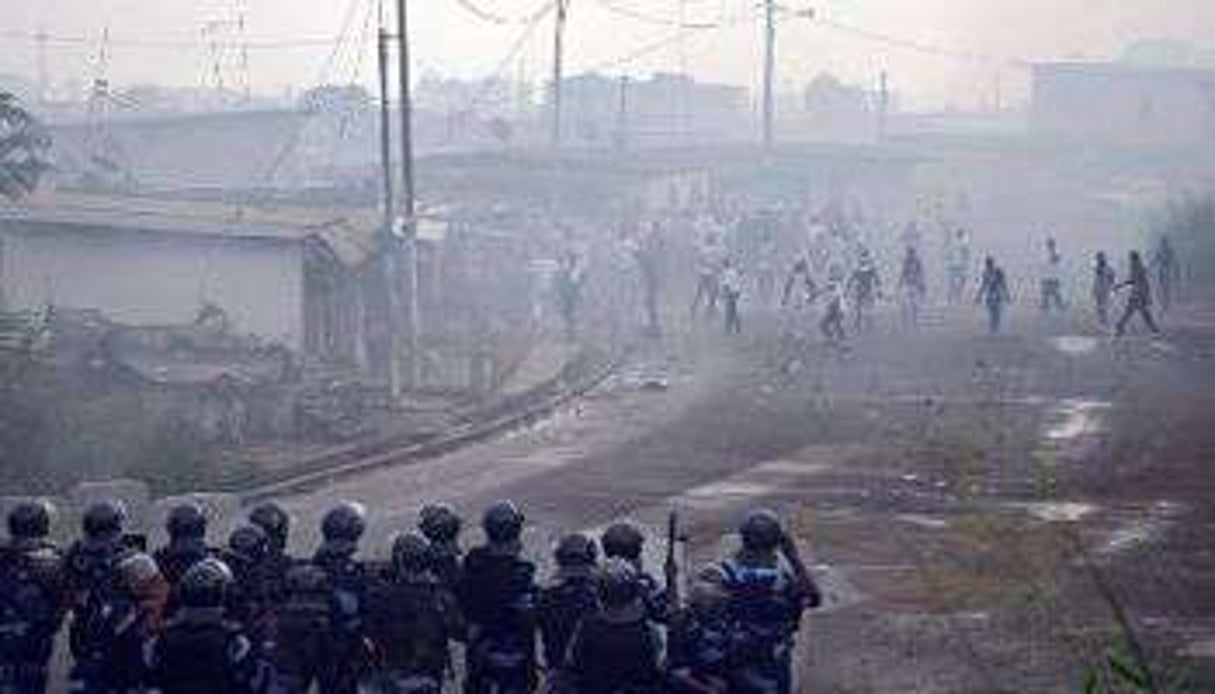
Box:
664 510 680 614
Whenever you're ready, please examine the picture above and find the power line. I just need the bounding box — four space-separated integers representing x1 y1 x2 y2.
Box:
592 0 721 29
0 27 374 52
799 12 1032 70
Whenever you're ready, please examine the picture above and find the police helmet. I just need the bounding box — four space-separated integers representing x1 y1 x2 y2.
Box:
166 502 207 540
228 523 269 562
117 552 162 588
179 557 234 608
481 500 524 544
7 499 52 540
739 509 783 552
418 503 461 543
601 522 645 561
598 557 641 608
321 501 367 543
391 531 431 573
554 533 598 568
82 500 127 539
248 502 290 548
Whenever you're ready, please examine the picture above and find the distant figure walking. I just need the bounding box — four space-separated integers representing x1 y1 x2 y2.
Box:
1040 237 1066 313
847 249 882 332
819 267 847 345
976 256 1011 335
899 246 926 327
1152 235 1179 311
1092 251 1117 328
721 259 744 335
1115 251 1161 336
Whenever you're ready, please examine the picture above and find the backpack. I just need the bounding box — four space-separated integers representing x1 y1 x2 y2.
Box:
538 577 598 668
0 545 61 658
67 545 141 662
369 579 452 676
719 560 797 663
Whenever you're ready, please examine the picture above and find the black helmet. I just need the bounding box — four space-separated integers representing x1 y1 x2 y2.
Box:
248 502 290 549
739 509 783 552
601 522 644 561
392 531 431 573
418 503 461 543
166 502 207 540
82 500 127 539
598 557 640 608
481 500 524 544
228 524 269 562
7 500 52 540
554 533 598 568
179 557 233 608
321 502 367 543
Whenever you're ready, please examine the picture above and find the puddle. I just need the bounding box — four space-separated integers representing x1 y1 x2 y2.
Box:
1098 501 1184 557
1182 639 1215 659
1051 336 1100 355
753 460 832 476
1044 399 1111 441
1023 501 1099 523
897 513 950 529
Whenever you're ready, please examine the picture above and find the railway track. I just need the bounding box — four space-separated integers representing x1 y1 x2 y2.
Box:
240 345 628 504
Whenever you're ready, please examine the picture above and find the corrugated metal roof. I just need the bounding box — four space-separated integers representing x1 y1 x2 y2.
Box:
0 192 381 268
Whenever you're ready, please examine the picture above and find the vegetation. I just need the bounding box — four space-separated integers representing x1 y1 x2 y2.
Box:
0 91 51 200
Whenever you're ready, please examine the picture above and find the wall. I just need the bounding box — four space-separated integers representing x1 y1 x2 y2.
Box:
0 224 304 349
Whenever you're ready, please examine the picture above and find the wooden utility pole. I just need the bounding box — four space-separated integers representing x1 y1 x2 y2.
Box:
376 24 401 396
762 0 776 148
396 0 419 389
878 70 889 141
550 0 569 148
615 75 629 150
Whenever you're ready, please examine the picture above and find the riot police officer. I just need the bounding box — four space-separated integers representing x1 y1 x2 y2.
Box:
562 558 664 693
144 558 273 693
0 500 66 693
222 524 276 646
457 500 539 694
155 502 214 589
417 503 462 593
366 531 463 693
310 502 371 693
64 499 147 693
667 565 732 693
247 502 293 606
720 510 811 694
601 521 668 621
538 533 600 674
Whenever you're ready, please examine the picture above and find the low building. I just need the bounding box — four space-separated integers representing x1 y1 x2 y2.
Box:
0 193 380 366
1031 62 1215 145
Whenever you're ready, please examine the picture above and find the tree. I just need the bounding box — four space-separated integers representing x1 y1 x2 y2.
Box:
0 91 50 201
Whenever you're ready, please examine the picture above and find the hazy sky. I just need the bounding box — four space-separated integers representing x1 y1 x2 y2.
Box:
2 0 1213 110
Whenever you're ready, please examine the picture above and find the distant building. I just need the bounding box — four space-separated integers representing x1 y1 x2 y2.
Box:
0 193 379 365
1031 62 1215 145
551 72 749 146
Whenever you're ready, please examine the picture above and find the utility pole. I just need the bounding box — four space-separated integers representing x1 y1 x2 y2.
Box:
377 24 401 396
35 27 49 104
396 0 420 390
878 70 889 141
550 0 569 149
762 0 776 149
615 75 629 151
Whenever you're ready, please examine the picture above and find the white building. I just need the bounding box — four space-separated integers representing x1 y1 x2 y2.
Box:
0 193 378 360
